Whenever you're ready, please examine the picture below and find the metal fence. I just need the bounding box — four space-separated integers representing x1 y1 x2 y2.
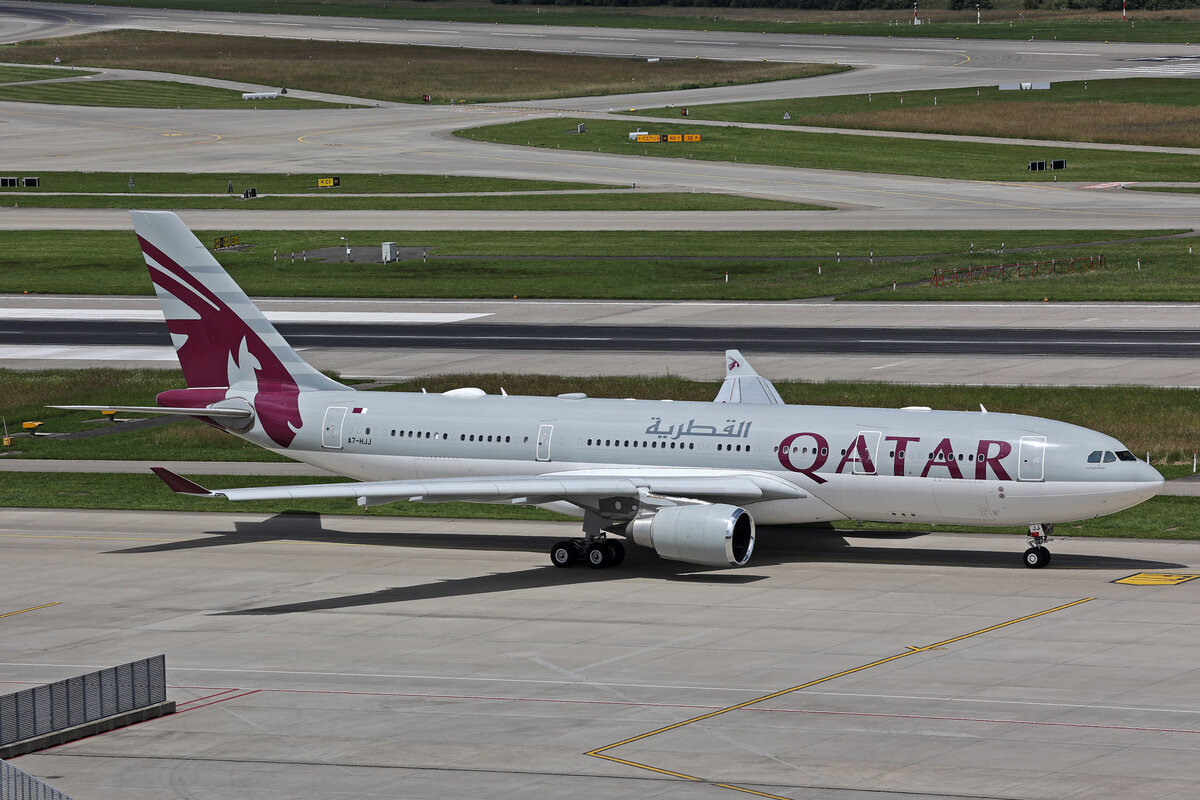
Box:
0 655 166 747
0 759 75 800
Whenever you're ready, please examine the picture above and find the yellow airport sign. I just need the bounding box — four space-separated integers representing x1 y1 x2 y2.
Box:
317 177 341 188
636 134 661 143
684 134 702 142
1113 572 1200 586
213 235 240 250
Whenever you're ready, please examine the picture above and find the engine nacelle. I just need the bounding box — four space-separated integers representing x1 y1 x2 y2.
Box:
627 504 755 568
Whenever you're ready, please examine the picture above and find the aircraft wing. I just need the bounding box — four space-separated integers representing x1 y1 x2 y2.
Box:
152 467 805 506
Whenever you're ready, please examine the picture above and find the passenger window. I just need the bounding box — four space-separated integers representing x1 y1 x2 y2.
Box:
1104 451 1117 463
1087 451 1102 463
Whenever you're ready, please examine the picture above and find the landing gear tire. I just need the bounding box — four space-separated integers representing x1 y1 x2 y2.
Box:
550 540 576 568
1023 546 1050 569
585 542 613 569
607 540 626 567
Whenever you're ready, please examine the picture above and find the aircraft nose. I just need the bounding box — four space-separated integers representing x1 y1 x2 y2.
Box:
1138 460 1166 490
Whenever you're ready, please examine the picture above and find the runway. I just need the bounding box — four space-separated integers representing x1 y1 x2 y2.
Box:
9 318 1200 359
6 296 1200 385
2 508 1200 800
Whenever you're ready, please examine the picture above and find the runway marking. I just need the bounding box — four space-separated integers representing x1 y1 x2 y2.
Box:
0 602 60 620
0 308 492 323
1113 572 1200 586
585 598 1093 799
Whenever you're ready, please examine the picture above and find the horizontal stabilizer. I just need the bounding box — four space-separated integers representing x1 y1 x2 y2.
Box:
50 404 253 419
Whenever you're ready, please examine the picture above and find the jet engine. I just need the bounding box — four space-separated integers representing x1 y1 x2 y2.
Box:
627 504 754 568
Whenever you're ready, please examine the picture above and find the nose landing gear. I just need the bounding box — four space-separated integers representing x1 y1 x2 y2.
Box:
1023 523 1054 568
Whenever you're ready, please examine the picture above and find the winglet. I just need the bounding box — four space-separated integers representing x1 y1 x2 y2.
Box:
714 350 785 405
151 467 215 496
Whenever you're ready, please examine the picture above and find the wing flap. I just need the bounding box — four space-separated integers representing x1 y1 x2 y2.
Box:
50 404 253 419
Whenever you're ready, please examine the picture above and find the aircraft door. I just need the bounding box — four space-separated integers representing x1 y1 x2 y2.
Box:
853 431 882 475
536 424 554 462
1018 436 1046 481
322 406 348 449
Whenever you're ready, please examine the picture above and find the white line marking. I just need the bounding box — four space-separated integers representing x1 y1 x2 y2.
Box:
492 32 545 37
0 346 177 361
260 22 303 26
675 40 737 45
1016 51 1100 56
409 28 455 33
331 25 380 30
0 309 492 324
779 44 848 49
579 36 637 41
871 361 908 370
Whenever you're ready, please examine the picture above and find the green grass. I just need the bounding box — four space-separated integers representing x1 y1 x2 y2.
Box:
0 79 351 109
9 369 1200 464
42 0 1200 43
0 172 607 194
2 228 1189 300
0 30 844 104
457 118 1200 182
5 192 821 212
624 78 1200 148
0 65 95 83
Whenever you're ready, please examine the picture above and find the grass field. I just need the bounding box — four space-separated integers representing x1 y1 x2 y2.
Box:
9 369 1200 464
44 0 1200 43
4 193 820 212
457 117 1200 182
0 79 351 109
625 78 1200 149
0 31 844 104
2 229 1187 300
0 65 94 83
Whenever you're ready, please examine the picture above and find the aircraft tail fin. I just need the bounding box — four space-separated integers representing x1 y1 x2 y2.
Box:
714 349 785 405
131 211 345 394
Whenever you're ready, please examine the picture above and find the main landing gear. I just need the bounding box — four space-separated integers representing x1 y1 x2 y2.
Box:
1023 523 1054 568
550 537 626 569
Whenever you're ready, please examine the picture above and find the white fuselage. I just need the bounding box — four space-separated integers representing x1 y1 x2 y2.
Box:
232 389 1163 528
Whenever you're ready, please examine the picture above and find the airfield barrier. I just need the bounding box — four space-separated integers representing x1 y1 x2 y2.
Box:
930 255 1103 287
0 655 172 758
0 759 75 800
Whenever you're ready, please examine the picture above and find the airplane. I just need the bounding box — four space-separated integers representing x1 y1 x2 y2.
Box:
55 211 1163 571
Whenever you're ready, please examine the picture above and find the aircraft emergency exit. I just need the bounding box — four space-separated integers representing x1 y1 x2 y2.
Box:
56 211 1164 571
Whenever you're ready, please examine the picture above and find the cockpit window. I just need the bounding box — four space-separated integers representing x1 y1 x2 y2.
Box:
1087 451 1102 463
1103 451 1117 463
1116 450 1137 462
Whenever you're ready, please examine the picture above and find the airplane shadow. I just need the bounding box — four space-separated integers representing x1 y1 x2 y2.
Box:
105 514 1188 615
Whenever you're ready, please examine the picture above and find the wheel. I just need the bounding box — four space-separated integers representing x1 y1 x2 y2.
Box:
585 542 612 569
607 539 626 567
1023 546 1050 569
550 540 575 568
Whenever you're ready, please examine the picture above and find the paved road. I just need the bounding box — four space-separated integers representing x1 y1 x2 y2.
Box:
2 4 1199 232
4 507 1200 800
10 318 1200 359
